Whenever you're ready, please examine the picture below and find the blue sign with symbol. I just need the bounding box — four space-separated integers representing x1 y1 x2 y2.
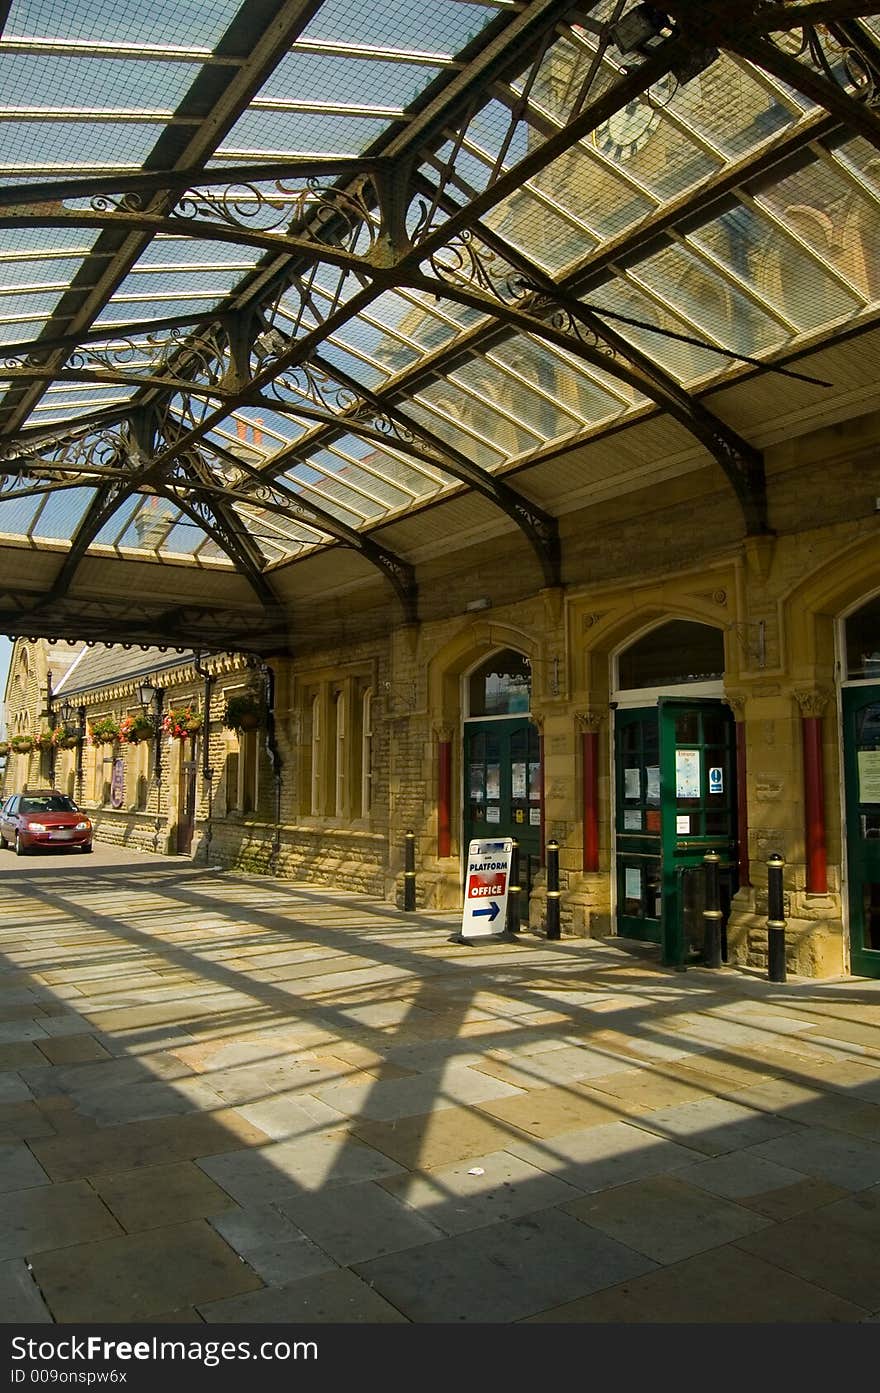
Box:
709 767 723 795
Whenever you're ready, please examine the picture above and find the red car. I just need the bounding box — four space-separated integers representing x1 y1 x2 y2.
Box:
0 791 93 855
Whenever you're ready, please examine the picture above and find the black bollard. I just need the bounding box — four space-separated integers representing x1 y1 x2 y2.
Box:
507 839 521 934
546 838 561 940
702 850 723 968
403 829 416 912
767 852 786 982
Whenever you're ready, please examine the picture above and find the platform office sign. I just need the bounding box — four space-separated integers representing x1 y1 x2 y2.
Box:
461 837 513 940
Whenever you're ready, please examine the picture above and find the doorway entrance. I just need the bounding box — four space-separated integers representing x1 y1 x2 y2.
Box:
613 621 736 965
615 700 738 964
842 685 880 978
176 746 197 855
462 648 541 918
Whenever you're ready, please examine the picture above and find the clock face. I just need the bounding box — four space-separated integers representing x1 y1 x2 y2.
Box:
593 76 678 161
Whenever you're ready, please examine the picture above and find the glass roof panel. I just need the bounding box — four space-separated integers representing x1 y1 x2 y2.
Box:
4 0 245 49
30 485 97 540
136 238 264 270
0 121 169 176
257 51 446 109
447 356 569 443
117 496 179 550
0 53 201 111
831 136 880 202
752 153 879 304
0 485 49 534
481 186 598 274
489 336 627 424
584 277 730 384
218 111 393 159
309 447 412 511
94 493 141 546
404 397 506 469
687 202 862 333
299 0 501 53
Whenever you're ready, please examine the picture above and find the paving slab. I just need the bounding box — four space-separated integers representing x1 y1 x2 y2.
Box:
747 1124 880 1191
351 1105 518 1171
278 1179 444 1264
197 1132 404 1204
29 1219 264 1322
562 1174 770 1264
90 1161 238 1231
523 1244 869 1322
30 1108 269 1180
503 1119 701 1192
353 1206 656 1323
380 1151 581 1234
0 1179 122 1259
733 1188 880 1308
0 1142 49 1194
627 1096 799 1156
209 1203 338 1286
200 1268 408 1323
0 1257 53 1322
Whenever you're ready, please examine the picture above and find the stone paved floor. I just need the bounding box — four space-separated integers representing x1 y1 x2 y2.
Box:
1 843 880 1323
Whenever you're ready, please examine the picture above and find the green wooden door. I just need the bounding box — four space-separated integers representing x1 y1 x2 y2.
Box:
615 700 737 963
842 685 880 978
658 698 738 966
464 718 541 863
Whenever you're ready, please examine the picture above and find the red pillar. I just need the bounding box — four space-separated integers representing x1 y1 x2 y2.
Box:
437 737 452 859
582 724 599 873
539 727 546 866
801 712 827 894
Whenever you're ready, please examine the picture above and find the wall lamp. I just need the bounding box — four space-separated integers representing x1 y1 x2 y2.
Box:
137 681 165 781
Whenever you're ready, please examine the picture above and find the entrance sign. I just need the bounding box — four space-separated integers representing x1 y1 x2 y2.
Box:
461 837 513 939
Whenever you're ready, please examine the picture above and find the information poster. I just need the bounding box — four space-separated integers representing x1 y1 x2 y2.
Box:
624 867 641 901
858 749 880 803
529 807 541 825
624 767 640 799
675 749 701 798
486 805 500 823
676 814 691 834
623 809 642 830
110 757 125 809
646 766 660 805
511 762 527 798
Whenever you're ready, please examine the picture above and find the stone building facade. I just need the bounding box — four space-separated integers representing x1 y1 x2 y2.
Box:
4 402 880 981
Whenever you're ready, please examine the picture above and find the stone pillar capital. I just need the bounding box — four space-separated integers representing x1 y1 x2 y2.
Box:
575 708 605 733
794 688 832 718
723 690 747 721
434 723 455 744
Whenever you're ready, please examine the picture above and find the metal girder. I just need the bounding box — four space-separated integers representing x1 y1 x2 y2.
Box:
0 593 284 654
729 33 880 155
195 436 419 620
306 354 561 587
423 200 770 534
401 265 770 534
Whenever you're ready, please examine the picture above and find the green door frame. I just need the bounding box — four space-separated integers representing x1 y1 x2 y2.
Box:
842 684 880 978
463 717 541 862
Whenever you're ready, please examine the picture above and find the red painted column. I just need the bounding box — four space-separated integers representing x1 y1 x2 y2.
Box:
581 717 600 873
801 707 828 894
437 736 452 859
539 726 546 866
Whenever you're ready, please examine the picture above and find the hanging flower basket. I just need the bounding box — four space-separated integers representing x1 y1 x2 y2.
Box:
10 734 33 754
0 741 9 757
119 713 155 745
223 691 267 732
88 716 120 746
163 706 202 740
33 730 55 753
53 725 81 750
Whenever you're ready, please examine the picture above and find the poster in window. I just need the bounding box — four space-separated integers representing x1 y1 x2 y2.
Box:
676 814 691 834
675 749 701 798
529 763 541 799
469 767 484 800
624 867 641 901
858 749 880 803
624 767 640 799
511 762 527 798
646 765 660 805
623 808 642 830
110 757 125 809
645 809 661 833
529 806 541 825
486 764 501 799
486 805 500 824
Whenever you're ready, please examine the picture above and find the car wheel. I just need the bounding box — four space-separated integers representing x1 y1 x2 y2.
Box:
14 832 26 856
0 834 7 849
81 843 93 854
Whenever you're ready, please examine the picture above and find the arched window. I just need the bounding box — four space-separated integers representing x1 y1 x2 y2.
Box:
468 649 531 717
617 621 725 692
844 594 880 681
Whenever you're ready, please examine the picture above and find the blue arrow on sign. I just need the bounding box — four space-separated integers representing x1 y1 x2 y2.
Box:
473 901 500 922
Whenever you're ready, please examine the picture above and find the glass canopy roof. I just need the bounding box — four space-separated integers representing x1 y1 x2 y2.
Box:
1 0 880 649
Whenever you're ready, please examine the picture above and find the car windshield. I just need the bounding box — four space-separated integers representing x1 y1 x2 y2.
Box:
20 797 78 814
